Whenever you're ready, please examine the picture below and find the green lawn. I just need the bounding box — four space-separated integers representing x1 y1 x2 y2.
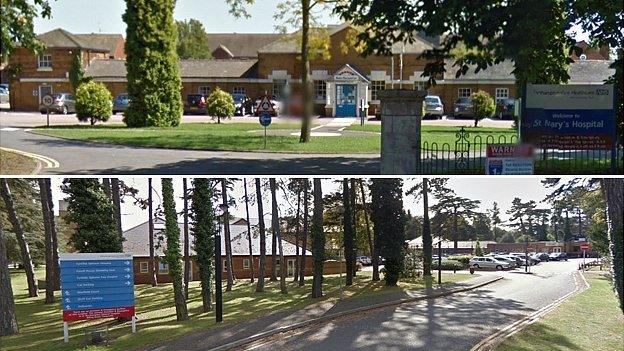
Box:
496 274 624 351
32 123 516 154
0 148 39 174
4 267 473 351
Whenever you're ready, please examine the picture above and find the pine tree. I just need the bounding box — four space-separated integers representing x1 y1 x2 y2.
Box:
342 179 355 286
243 179 255 283
0 219 19 336
61 179 122 253
190 178 215 312
148 178 157 286
38 179 55 303
123 0 182 127
299 179 310 286
311 179 325 298
220 180 234 290
270 179 287 294
161 179 188 321
255 179 267 293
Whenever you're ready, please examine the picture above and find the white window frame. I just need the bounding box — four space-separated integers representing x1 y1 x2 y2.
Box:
232 86 246 95
37 54 53 70
314 80 326 101
139 261 148 274
222 259 228 272
413 82 427 91
158 262 169 274
198 86 210 96
458 88 472 99
243 258 251 269
495 88 509 101
371 81 386 101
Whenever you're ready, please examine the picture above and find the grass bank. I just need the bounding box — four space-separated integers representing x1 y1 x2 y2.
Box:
496 273 624 351
3 267 473 351
0 148 39 174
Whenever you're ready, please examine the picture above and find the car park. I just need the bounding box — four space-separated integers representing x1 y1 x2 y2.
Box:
112 93 130 114
233 93 251 116
535 252 550 262
356 256 371 266
424 95 444 119
469 256 511 270
495 98 516 119
549 252 568 261
493 255 518 268
453 97 474 118
510 253 535 266
0 87 8 104
184 94 206 115
39 93 76 114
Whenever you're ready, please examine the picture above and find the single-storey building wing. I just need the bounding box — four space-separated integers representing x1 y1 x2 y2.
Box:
122 218 313 285
408 237 497 255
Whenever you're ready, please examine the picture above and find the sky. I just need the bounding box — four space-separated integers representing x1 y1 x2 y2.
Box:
48 177 570 232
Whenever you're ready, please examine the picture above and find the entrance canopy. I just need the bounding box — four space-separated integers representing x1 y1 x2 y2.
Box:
327 64 370 117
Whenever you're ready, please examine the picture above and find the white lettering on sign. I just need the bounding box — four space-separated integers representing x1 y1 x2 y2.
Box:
526 84 614 110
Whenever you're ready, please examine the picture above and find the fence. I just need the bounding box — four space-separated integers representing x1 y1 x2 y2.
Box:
419 127 623 174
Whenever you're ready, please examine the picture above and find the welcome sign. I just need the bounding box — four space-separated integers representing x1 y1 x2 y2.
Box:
521 84 616 150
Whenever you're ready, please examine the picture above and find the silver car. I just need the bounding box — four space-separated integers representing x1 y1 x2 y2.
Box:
469 256 511 270
493 255 517 268
424 95 444 119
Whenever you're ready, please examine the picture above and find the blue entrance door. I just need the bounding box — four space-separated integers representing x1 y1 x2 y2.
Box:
336 84 357 117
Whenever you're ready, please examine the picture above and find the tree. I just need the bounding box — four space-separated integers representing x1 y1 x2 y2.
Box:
161 179 188 321
489 202 502 241
0 179 38 297
38 179 55 304
68 52 85 93
61 179 122 253
110 178 123 240
422 179 432 277
206 87 235 124
190 178 216 312
183 179 190 300
359 179 378 281
147 179 157 286
0 219 19 336
0 0 52 61
474 240 484 256
311 178 325 298
507 198 537 269
471 91 495 127
255 178 267 293
371 179 406 286
299 179 310 286
599 179 623 313
175 19 212 59
44 179 60 290
123 0 182 127
431 188 480 254
270 179 288 294
75 81 113 125
342 179 355 285
243 179 255 283
220 179 235 291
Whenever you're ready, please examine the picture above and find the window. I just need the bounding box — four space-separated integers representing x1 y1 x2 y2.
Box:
314 80 326 100
158 262 169 274
458 88 472 99
371 81 386 101
38 54 52 69
198 86 210 96
273 79 286 98
413 82 427 91
243 258 251 269
495 88 509 101
139 262 148 273
233 86 246 95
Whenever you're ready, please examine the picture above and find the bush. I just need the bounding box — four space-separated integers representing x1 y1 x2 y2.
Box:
471 90 495 127
431 259 464 271
206 87 235 123
76 81 113 125
401 247 423 279
446 255 473 268
475 240 484 256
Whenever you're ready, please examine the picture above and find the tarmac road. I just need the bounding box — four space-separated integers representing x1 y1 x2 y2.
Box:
244 259 587 351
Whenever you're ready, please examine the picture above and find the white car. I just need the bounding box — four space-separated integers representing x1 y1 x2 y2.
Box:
469 256 511 270
493 255 517 268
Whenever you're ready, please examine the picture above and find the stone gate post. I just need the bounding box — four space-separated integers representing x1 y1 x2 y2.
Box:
379 89 427 174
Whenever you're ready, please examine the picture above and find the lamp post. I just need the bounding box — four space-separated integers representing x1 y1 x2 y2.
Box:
215 203 229 323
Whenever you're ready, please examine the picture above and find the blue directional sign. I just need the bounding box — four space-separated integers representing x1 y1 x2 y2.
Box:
59 253 135 321
259 112 272 127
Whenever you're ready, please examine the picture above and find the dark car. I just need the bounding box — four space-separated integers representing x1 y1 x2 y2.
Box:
452 97 474 118
536 252 550 262
184 94 206 115
549 252 568 261
39 93 76 115
233 94 252 116
495 98 516 119
112 93 130 114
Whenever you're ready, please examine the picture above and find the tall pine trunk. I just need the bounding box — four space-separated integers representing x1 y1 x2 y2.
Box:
600 179 623 313
299 181 309 286
0 179 38 297
422 179 432 277
243 179 255 283
299 0 312 143
102 178 112 199
349 178 358 278
44 179 60 290
342 179 354 286
148 178 157 286
311 179 324 298
270 179 287 294
293 188 301 282
270 194 278 282
111 178 123 239
0 219 19 336
183 178 190 300
359 179 378 281
38 179 55 303
221 180 234 291
255 179 267 293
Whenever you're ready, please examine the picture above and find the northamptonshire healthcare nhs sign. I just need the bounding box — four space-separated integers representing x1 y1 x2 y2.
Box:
521 84 616 150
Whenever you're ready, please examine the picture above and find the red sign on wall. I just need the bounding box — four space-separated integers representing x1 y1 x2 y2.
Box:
63 306 135 322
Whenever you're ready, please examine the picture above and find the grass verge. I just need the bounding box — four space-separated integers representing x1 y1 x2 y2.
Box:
4 267 473 351
0 148 39 174
496 273 624 351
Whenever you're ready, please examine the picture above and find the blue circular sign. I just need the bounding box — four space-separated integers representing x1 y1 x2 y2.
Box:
259 112 272 127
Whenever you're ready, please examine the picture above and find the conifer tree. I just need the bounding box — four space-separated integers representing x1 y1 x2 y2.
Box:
311 179 325 298
123 0 182 127
191 178 215 312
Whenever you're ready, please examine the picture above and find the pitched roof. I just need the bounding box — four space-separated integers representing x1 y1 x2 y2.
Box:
408 237 497 250
74 34 124 55
207 33 284 58
122 219 311 257
85 59 258 79
37 28 109 52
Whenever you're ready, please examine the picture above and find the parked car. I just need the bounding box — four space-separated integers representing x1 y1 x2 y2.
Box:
356 256 372 266
184 94 206 115
501 255 523 267
112 93 130 114
453 97 474 118
233 94 251 116
39 93 76 114
0 87 8 104
469 256 511 270
510 253 535 266
549 252 568 261
0 84 8 92
493 255 517 268
495 98 516 119
424 95 444 119
536 252 550 262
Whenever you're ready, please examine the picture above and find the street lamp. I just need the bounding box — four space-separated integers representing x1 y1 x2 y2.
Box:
215 203 229 323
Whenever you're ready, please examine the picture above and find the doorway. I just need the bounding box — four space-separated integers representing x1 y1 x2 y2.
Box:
336 84 357 117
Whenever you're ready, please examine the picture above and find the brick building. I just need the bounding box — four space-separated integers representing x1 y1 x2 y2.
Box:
8 25 614 116
122 218 314 285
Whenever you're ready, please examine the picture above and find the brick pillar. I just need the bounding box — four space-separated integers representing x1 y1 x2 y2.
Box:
379 89 427 174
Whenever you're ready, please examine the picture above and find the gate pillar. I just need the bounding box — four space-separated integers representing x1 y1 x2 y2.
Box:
379 89 427 174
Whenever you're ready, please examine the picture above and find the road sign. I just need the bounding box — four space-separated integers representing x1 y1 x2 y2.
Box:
42 94 54 107
259 112 272 127
257 95 275 114
580 242 590 251
59 253 136 341
485 144 534 175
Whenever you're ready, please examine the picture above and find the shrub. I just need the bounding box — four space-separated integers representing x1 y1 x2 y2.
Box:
446 255 473 268
206 87 235 123
431 259 464 271
475 240 484 256
401 247 423 279
471 90 495 127
76 81 113 125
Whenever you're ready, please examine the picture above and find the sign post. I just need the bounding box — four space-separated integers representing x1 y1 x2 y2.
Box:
59 253 135 342
42 94 54 127
580 242 590 269
257 95 275 149
486 144 534 175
